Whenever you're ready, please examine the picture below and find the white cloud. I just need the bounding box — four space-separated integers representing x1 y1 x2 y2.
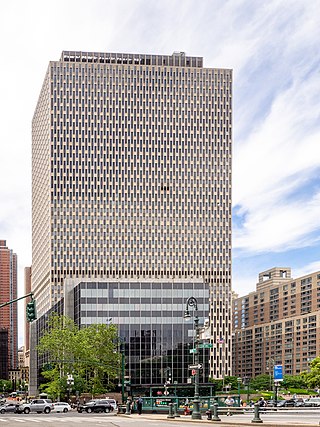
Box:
293 261 320 279
233 274 258 297
233 53 320 253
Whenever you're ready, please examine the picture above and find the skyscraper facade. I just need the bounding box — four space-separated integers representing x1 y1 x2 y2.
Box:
0 239 17 378
32 51 232 379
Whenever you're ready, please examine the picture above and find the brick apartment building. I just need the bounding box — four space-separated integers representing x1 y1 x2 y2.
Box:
233 267 320 379
0 239 18 378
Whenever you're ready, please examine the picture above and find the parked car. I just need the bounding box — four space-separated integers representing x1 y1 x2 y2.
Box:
18 399 54 414
294 398 306 407
305 397 320 407
77 399 114 413
276 399 296 407
0 402 19 413
105 399 117 412
52 402 71 413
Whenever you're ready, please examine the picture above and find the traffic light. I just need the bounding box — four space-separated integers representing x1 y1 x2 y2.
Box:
26 299 37 322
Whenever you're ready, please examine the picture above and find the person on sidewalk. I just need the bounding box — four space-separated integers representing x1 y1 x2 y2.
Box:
225 395 235 416
136 396 143 415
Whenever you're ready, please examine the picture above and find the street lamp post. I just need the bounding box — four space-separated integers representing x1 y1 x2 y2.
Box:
24 383 29 402
120 339 126 404
274 381 279 407
266 358 274 391
66 374 74 403
237 377 242 407
244 377 250 403
184 296 201 420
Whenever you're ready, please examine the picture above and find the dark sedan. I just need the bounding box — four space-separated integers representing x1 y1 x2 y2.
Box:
77 399 114 413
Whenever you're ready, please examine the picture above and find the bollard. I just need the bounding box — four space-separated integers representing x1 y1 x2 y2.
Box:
251 403 263 423
173 402 180 417
167 402 175 419
212 403 221 422
125 399 131 415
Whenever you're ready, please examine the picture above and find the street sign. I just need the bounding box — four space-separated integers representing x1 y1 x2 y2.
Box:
189 348 197 354
188 363 203 370
274 364 284 381
198 343 213 349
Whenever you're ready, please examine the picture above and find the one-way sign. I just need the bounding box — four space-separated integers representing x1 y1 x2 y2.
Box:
188 364 203 370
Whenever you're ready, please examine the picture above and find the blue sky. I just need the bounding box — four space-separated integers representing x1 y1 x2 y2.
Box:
0 0 320 343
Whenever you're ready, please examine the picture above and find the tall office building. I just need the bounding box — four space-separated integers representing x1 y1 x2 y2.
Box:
32 51 232 379
0 239 17 378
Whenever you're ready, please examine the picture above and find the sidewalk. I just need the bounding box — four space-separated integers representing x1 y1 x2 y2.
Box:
118 412 320 426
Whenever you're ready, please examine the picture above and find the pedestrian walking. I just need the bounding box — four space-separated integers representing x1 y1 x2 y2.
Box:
258 397 266 412
136 396 143 415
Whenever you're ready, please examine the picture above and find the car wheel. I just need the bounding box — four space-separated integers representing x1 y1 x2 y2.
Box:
24 408 30 414
86 408 92 413
63 408 68 413
104 407 110 413
0 409 5 414
44 407 51 414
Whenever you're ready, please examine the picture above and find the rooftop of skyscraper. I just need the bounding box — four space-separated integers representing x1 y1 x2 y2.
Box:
59 50 203 67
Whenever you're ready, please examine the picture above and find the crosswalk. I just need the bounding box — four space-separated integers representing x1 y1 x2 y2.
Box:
0 415 116 423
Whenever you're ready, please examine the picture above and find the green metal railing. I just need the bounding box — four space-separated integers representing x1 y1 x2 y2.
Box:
131 395 240 413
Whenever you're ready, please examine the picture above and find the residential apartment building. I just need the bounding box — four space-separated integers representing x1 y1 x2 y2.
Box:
31 50 232 384
233 267 320 379
0 239 17 378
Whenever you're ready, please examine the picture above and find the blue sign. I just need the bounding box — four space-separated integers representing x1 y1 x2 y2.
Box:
274 364 283 381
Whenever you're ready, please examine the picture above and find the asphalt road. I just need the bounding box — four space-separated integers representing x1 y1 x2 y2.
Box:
2 410 320 427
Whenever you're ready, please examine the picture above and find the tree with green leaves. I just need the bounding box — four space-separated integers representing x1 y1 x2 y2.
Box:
283 374 307 389
0 379 12 394
302 358 320 389
250 374 271 391
38 314 120 398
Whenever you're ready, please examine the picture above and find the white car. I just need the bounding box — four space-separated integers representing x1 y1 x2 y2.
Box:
52 402 71 413
105 398 117 412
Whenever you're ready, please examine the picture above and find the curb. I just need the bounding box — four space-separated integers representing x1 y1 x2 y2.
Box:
117 413 319 426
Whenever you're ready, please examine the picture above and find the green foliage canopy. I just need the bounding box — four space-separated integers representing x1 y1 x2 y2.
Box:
37 314 120 397
302 357 320 389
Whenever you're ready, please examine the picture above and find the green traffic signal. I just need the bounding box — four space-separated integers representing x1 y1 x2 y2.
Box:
26 299 37 322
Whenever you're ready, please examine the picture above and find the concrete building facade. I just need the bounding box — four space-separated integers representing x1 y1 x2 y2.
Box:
233 267 320 379
32 51 232 381
0 239 17 378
